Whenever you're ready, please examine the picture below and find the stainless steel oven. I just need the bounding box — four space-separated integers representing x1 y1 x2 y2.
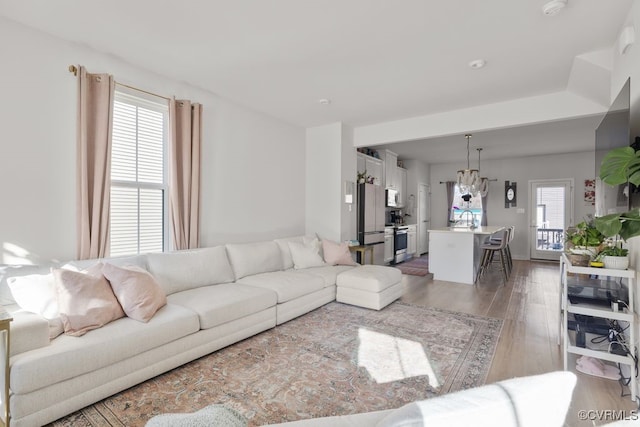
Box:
394 226 409 263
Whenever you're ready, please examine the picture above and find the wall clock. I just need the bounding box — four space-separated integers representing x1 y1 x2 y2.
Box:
505 181 517 208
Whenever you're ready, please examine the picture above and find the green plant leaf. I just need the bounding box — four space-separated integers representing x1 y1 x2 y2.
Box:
594 214 623 237
600 147 640 186
619 209 640 240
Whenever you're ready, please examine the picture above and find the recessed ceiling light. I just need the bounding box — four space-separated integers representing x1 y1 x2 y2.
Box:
468 59 487 69
317 98 331 105
542 0 567 16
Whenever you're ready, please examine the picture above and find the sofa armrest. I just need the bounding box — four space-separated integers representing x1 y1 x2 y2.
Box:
9 310 49 356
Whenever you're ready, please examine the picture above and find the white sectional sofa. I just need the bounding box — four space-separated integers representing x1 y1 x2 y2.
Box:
0 236 401 427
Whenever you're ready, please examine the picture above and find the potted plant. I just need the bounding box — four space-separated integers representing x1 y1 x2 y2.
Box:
357 171 368 184
564 217 605 264
594 146 640 240
594 241 629 270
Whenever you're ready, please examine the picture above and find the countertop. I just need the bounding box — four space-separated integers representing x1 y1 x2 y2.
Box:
428 226 505 235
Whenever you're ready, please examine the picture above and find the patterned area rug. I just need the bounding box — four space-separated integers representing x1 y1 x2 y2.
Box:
395 255 430 276
51 302 502 427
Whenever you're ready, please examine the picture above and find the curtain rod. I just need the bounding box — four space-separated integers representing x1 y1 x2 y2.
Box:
439 178 498 184
68 65 171 101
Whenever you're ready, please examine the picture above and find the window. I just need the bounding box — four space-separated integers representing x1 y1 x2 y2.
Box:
110 91 168 257
450 185 483 225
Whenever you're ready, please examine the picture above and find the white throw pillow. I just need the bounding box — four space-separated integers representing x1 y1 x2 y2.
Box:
288 241 325 269
7 273 59 319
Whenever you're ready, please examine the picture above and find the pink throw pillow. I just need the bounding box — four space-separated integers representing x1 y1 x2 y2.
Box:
322 239 358 266
102 263 167 322
53 263 125 337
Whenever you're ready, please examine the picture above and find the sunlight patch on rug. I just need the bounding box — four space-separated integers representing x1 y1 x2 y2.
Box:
357 328 439 387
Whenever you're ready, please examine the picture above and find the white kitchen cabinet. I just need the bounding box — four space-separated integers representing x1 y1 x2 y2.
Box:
397 167 407 207
357 152 383 186
407 224 417 255
384 150 398 189
384 229 394 263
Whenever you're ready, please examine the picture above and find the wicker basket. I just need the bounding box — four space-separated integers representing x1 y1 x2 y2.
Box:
568 253 590 267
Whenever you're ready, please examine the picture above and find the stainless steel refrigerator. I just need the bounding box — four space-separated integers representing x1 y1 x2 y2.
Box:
357 183 386 265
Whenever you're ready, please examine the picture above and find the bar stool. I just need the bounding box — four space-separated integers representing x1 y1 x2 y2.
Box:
475 229 509 285
489 226 514 276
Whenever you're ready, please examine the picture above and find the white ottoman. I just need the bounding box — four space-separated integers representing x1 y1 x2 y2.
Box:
336 265 403 310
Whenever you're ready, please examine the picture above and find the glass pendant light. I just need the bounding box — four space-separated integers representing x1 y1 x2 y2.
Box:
456 134 480 199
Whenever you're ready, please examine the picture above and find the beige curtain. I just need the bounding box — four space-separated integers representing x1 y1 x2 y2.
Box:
480 180 489 226
77 66 115 260
169 99 202 250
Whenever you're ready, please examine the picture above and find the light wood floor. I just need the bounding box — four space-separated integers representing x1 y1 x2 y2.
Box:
398 259 638 427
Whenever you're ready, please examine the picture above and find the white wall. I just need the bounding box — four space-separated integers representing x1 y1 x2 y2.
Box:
341 125 357 242
305 123 342 241
430 151 595 260
0 17 305 263
305 122 357 242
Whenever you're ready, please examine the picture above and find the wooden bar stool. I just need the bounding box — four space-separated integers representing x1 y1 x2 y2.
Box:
475 228 509 285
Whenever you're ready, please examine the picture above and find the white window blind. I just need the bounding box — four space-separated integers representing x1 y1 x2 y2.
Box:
110 91 168 257
536 187 565 229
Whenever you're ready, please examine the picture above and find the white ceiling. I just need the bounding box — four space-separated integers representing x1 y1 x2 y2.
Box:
0 0 632 132
374 114 604 165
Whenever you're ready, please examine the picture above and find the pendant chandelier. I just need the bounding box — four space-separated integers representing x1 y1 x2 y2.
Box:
456 134 480 199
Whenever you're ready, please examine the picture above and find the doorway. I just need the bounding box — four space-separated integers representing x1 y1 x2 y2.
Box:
529 179 573 261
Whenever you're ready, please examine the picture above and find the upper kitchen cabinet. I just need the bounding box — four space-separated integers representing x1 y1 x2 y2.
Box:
397 166 407 207
356 152 383 186
383 150 398 189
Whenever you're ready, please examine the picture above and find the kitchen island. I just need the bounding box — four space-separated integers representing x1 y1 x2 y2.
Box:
428 226 505 285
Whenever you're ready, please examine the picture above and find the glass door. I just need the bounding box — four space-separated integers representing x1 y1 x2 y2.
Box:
529 179 573 261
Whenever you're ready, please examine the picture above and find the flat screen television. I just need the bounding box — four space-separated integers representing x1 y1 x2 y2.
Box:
595 78 631 217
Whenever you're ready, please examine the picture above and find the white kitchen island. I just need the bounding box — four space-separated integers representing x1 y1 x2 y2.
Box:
428 226 505 285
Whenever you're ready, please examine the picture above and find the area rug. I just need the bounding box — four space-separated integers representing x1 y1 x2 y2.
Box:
395 254 429 276
51 302 502 427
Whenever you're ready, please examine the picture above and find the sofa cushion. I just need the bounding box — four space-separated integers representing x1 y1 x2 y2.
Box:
0 264 56 305
9 309 50 356
288 241 325 269
167 283 277 329
293 265 356 287
274 236 305 270
53 264 125 337
146 246 235 295
236 271 324 303
102 263 167 322
375 371 576 427
226 241 283 280
7 272 59 319
10 303 199 395
337 265 402 292
322 239 358 266
63 254 146 272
